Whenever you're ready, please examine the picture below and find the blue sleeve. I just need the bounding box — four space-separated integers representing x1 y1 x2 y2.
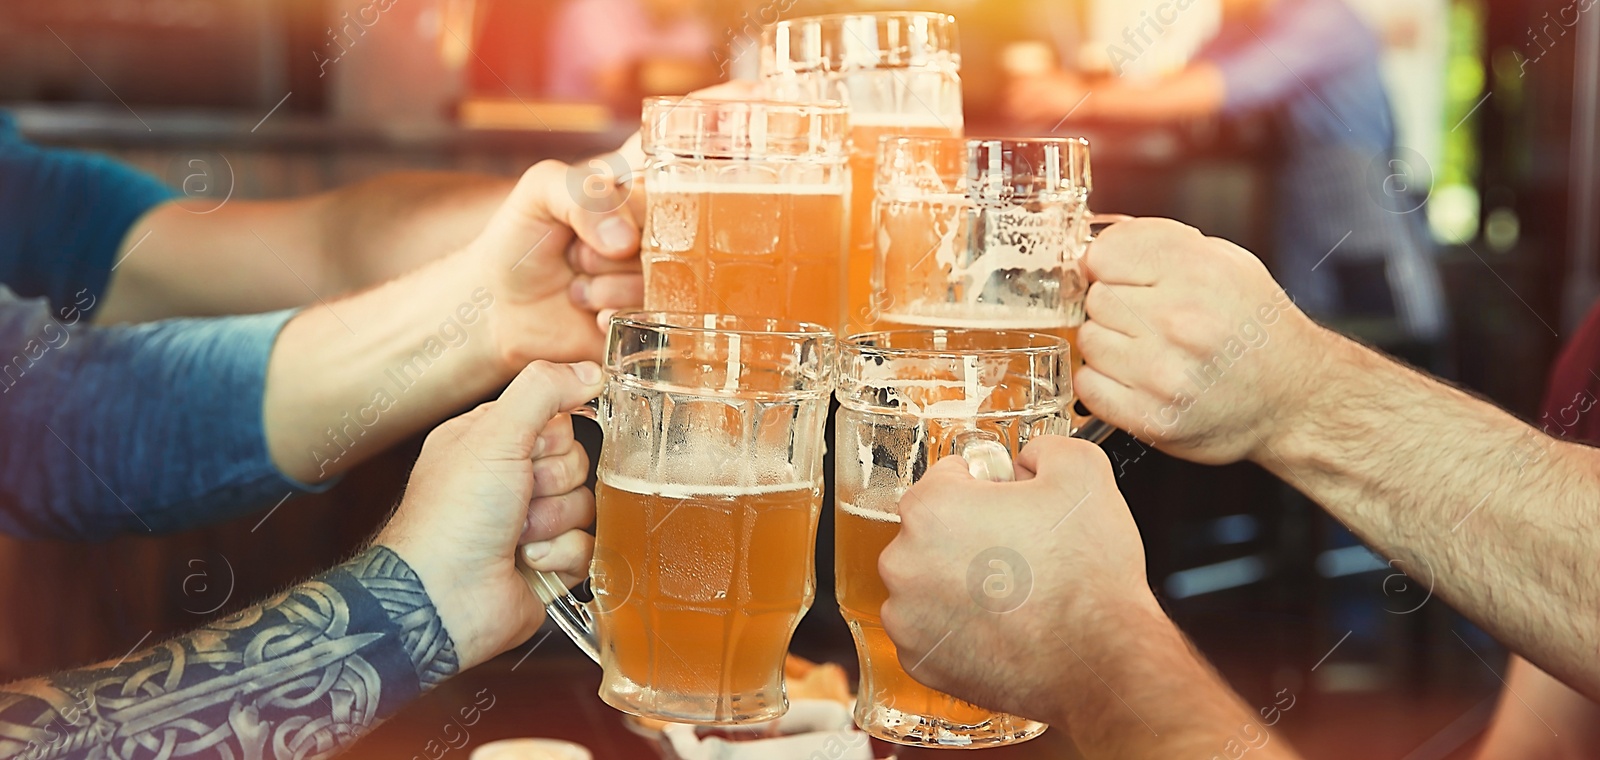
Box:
0 288 327 540
0 112 176 319
1201 0 1381 115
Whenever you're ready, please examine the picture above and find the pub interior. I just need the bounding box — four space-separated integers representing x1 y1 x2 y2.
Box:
0 0 1595 758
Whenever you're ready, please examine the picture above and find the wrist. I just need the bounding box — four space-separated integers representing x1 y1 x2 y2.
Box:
374 535 494 670
1250 318 1349 463
1049 590 1176 727
341 545 463 691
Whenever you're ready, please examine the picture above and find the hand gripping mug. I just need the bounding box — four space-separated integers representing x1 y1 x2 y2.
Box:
834 328 1076 747
522 312 835 725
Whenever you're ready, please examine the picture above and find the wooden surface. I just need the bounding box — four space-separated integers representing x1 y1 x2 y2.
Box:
350 640 1084 760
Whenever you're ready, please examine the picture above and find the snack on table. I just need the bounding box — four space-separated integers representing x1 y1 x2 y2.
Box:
784 654 852 705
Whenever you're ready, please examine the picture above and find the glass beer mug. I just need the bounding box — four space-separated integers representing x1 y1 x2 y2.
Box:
761 11 964 335
835 328 1072 748
872 136 1120 439
641 98 850 332
525 312 835 725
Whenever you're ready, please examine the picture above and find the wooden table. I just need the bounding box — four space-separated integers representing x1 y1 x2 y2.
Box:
351 630 1083 760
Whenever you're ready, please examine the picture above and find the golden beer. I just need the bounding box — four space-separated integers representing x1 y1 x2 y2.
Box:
835 501 996 728
761 13 965 335
532 313 835 726
593 474 822 723
834 329 1066 747
643 181 846 330
847 116 961 335
874 309 1079 367
641 98 850 332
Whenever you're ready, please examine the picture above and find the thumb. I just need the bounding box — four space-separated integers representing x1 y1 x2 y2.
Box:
921 453 977 484
483 160 639 264
467 361 604 450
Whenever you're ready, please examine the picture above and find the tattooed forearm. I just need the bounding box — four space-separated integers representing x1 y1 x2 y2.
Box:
0 546 458 760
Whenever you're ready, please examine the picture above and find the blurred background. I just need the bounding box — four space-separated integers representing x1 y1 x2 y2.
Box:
1 0 1593 757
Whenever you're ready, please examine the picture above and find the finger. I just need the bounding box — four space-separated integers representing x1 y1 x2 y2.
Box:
534 414 576 459
571 273 643 312
488 161 640 260
521 529 594 588
1015 435 1108 479
567 241 642 277
521 488 595 544
1074 365 1164 441
1085 217 1201 287
1084 282 1154 339
1078 320 1143 379
469 361 604 451
921 454 977 484
531 445 589 498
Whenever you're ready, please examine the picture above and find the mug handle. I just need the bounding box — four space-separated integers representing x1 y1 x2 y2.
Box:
515 401 604 664
951 429 1017 483
1065 212 1134 446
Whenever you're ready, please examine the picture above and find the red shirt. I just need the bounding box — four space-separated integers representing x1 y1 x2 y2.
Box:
1539 302 1600 442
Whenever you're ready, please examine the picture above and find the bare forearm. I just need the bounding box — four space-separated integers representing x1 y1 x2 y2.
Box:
263 249 508 483
1085 65 1226 122
0 546 461 760
1055 598 1301 759
1259 331 1600 697
316 172 514 292
99 173 511 324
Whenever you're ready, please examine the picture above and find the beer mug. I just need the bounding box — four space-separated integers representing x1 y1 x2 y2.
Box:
761 11 964 335
835 328 1071 747
871 136 1120 440
524 312 835 725
640 98 850 332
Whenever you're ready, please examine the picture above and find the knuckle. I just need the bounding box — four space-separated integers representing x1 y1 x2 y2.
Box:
521 360 568 385
1076 320 1105 358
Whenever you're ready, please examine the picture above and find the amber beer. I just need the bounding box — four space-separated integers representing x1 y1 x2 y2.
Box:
643 180 845 330
641 98 850 332
760 13 965 335
592 474 822 721
847 115 961 335
875 310 1079 369
835 329 1062 747
529 313 835 726
835 501 996 728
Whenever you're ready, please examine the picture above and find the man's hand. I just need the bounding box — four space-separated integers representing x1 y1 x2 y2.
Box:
466 160 642 368
1076 218 1337 464
374 360 603 670
879 436 1156 721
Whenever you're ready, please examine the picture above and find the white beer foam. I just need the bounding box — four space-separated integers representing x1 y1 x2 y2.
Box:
644 179 845 195
601 472 814 500
839 500 902 524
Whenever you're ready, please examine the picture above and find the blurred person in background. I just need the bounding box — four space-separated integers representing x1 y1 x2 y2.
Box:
545 0 719 106
878 218 1600 758
0 361 599 760
0 109 642 539
1008 0 1447 348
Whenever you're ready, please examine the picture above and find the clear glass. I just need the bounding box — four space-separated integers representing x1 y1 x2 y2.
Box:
871 136 1096 354
539 312 835 725
640 98 851 333
835 329 1068 748
760 12 965 335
